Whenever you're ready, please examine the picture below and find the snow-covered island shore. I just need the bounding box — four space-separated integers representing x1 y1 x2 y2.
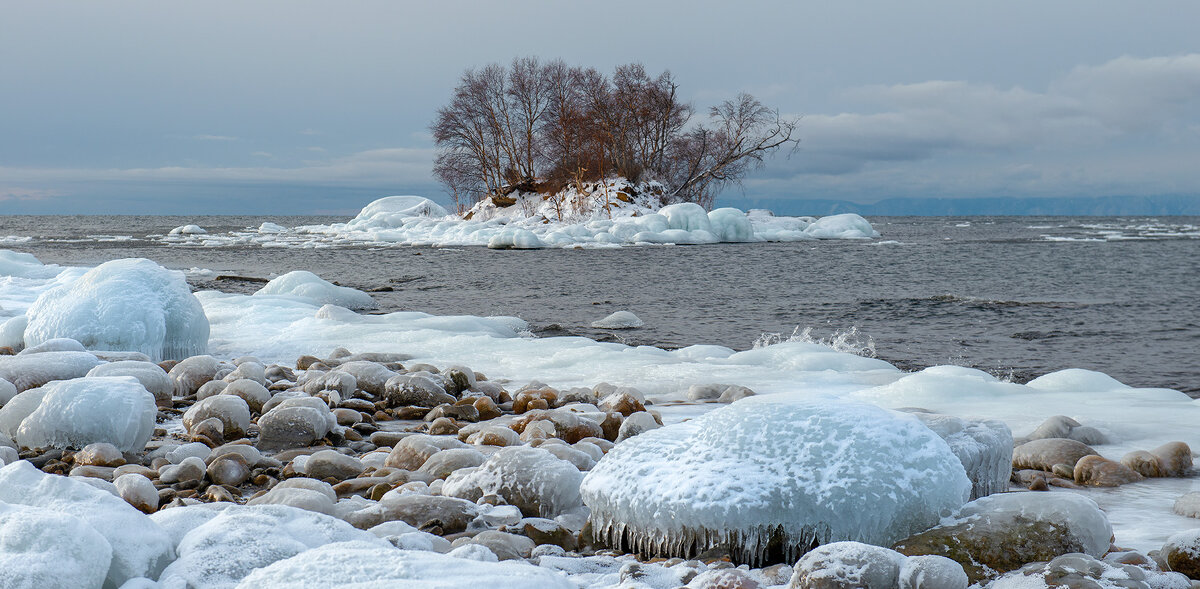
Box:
156 180 879 249
3 250 1200 588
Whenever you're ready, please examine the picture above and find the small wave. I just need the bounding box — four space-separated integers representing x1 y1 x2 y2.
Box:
753 325 877 358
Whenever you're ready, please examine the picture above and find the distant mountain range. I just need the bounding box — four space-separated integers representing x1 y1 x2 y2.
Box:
754 195 1200 216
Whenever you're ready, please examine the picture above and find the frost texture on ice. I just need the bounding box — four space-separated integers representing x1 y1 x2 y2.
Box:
156 504 387 589
591 310 644 329
87 360 173 404
442 446 584 518
254 270 376 310
580 397 971 564
23 258 210 361
236 541 577 588
13 376 156 453
0 350 103 391
0 461 174 588
0 503 113 589
904 410 1013 499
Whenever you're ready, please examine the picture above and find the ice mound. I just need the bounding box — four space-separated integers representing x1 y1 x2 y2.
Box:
0 249 62 279
580 397 971 564
87 360 174 406
169 224 207 235
591 310 644 329
254 270 376 310
257 222 286 234
0 503 112 589
801 213 881 239
156 504 388 589
23 258 210 361
236 540 577 588
343 195 451 230
0 461 174 587
12 376 156 452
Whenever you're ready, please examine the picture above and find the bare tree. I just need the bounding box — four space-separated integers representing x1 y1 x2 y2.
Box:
669 93 798 209
431 60 797 211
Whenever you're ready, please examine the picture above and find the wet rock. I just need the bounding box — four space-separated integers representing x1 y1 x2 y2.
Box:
1021 415 1109 446
689 568 761 589
189 417 224 446
462 424 520 447
616 411 661 442
1163 529 1200 579
1154 442 1194 476
893 492 1112 583
159 456 206 484
427 417 460 436
425 403 478 423
304 449 365 481
182 394 250 439
222 379 270 413
516 517 578 551
471 396 502 421
223 360 266 385
514 388 558 413
897 555 968 589
384 434 468 470
74 442 126 467
206 453 251 486
333 408 362 426
417 448 485 479
257 403 331 452
468 530 536 560
1073 455 1144 487
1012 438 1099 473
598 390 645 416
994 552 1189 589
347 493 480 532
718 385 756 403
539 443 596 471
169 355 226 396
114 472 159 513
384 373 454 408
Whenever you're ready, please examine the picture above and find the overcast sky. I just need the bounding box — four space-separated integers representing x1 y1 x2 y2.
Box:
3 1 1199 214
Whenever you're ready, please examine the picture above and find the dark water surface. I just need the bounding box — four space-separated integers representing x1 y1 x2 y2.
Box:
2 215 1198 393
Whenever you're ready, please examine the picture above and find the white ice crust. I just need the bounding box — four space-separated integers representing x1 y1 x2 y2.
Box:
236 540 577 588
254 270 376 310
580 397 971 563
23 258 209 361
0 461 174 587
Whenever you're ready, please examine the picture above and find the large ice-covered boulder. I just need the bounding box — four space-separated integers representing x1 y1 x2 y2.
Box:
803 213 880 239
12 376 156 453
0 503 113 589
23 258 209 361
0 350 103 391
236 541 577 588
0 461 174 587
87 360 174 407
254 270 376 310
442 446 584 518
580 397 971 565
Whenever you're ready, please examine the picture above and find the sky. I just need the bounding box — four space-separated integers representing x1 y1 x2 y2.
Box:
2 1 1199 215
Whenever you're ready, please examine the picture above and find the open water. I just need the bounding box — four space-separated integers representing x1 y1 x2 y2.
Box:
2 215 1197 393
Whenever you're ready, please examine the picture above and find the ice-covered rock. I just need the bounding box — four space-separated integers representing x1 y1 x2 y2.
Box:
254 270 376 310
169 224 207 235
904 411 1012 499
0 503 113 589
893 492 1113 583
581 397 971 565
442 446 584 518
341 195 451 230
788 541 907 589
256 397 334 451
114 473 159 514
801 213 880 239
235 540 577 588
183 394 251 440
591 310 644 329
14 376 156 452
989 552 1190 589
23 258 209 361
0 350 103 391
87 360 174 406
0 377 16 405
0 461 173 587
156 504 387 588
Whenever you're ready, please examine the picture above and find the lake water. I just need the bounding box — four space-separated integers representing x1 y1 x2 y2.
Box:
2 214 1197 393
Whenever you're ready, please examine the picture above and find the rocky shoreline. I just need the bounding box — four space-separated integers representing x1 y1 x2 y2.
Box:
3 342 1200 588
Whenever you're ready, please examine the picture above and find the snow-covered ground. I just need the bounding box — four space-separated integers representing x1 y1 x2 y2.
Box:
3 249 1200 557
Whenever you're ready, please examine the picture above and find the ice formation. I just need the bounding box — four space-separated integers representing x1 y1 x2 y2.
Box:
580 397 971 564
904 410 1013 499
236 541 577 588
0 461 174 587
253 270 377 310
0 349 102 391
280 187 878 249
12 376 157 452
169 224 207 235
156 504 386 589
0 503 113 589
591 310 644 329
23 258 209 361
